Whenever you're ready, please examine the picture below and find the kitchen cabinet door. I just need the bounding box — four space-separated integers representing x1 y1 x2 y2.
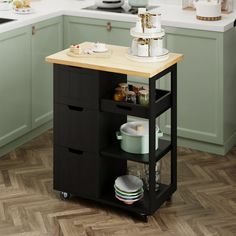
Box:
63 16 132 48
160 27 223 145
32 17 63 128
0 27 31 147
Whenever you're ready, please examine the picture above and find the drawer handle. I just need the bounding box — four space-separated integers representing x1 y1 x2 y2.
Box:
68 105 84 112
68 148 84 155
106 22 112 32
116 104 132 111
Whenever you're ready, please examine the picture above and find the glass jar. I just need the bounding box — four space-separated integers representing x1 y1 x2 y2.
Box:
138 89 149 106
126 91 136 103
118 83 128 92
113 87 126 102
142 161 162 191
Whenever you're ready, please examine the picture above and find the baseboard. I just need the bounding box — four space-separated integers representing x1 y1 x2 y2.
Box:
0 120 53 158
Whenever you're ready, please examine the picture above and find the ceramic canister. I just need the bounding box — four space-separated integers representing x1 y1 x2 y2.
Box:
131 38 138 55
137 42 149 57
150 38 159 57
135 18 143 33
151 14 162 32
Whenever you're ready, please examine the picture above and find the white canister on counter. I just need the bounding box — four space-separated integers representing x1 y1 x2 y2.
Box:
137 42 149 57
151 14 162 32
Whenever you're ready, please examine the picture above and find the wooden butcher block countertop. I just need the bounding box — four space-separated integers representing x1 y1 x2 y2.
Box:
46 42 183 78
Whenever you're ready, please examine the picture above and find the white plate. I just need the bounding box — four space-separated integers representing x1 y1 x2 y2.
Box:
92 47 108 53
126 48 169 63
13 7 34 14
115 194 143 205
130 27 165 39
115 175 143 192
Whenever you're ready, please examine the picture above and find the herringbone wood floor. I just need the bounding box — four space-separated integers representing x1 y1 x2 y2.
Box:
0 130 236 236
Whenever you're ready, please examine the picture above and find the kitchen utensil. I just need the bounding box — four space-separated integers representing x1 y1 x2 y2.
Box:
131 38 138 55
135 18 143 33
115 194 143 204
116 121 163 154
143 161 161 191
115 175 143 192
0 0 12 11
151 14 161 32
125 91 136 103
195 0 221 21
92 42 108 52
113 87 126 101
114 185 144 196
137 42 149 57
138 89 149 105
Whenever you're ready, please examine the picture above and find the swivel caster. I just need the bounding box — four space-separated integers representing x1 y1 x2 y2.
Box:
60 191 71 200
139 213 148 222
166 196 172 202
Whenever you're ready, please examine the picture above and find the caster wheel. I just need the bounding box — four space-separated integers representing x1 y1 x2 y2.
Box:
166 196 172 202
139 213 148 222
60 192 71 200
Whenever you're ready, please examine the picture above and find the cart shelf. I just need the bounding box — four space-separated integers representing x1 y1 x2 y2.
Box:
101 89 171 118
101 139 171 164
98 183 173 215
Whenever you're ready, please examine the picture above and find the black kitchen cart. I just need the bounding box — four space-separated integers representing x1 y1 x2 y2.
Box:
46 42 183 221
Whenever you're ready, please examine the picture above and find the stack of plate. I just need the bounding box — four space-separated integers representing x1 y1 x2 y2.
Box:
114 175 144 205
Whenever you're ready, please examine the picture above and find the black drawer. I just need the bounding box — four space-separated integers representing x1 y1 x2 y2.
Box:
54 103 99 152
53 145 99 198
54 64 127 109
54 65 100 109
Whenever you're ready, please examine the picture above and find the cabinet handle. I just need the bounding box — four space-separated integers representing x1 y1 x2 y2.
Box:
32 26 36 35
68 148 84 155
106 22 112 32
68 105 84 112
116 104 132 111
103 0 121 3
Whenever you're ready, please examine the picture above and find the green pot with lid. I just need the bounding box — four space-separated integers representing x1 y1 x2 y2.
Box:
116 121 163 154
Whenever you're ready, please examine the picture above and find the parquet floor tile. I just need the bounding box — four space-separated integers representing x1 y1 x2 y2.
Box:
0 130 235 235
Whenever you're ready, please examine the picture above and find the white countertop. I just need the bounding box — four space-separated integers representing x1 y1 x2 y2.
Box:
0 0 236 34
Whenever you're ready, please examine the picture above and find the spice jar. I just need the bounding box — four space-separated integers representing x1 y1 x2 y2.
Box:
113 87 126 102
118 83 128 92
131 83 143 96
126 91 136 103
138 89 149 106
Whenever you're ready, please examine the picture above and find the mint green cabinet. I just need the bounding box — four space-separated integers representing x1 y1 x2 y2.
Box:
0 17 63 156
64 16 132 48
0 27 31 147
32 17 63 128
160 27 236 154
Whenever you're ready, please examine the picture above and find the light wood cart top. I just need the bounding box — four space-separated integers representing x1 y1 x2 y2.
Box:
45 42 184 78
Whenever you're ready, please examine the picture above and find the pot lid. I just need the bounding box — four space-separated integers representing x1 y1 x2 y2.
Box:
121 121 158 136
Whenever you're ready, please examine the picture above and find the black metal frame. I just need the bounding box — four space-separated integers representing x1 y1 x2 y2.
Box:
148 64 177 215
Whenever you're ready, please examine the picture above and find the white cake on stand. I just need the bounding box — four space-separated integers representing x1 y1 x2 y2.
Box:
126 8 169 62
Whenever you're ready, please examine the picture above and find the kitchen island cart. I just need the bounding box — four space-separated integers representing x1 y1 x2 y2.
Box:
46 42 183 221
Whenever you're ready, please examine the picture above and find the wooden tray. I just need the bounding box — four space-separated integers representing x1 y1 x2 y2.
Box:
66 49 112 58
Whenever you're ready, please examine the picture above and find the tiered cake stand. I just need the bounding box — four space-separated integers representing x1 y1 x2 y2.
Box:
126 27 170 62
